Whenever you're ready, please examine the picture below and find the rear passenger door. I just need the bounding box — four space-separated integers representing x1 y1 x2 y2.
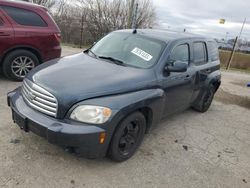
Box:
0 5 49 51
0 8 14 56
190 41 214 102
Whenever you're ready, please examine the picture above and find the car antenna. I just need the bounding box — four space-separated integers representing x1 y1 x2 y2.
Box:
132 3 139 34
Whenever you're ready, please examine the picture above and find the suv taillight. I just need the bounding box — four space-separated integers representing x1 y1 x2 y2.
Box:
54 33 61 43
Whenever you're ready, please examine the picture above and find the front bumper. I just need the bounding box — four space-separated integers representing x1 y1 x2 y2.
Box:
7 88 109 158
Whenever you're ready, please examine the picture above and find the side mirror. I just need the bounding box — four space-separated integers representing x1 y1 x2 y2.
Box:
165 61 188 73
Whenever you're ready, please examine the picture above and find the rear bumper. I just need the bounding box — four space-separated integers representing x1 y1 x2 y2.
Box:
7 88 109 158
43 45 62 62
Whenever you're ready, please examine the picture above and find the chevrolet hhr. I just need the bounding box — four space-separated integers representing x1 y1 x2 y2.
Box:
8 29 221 161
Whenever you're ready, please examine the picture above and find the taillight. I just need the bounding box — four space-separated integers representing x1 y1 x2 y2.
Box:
54 33 61 43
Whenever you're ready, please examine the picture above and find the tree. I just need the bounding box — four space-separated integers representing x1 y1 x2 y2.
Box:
77 0 156 41
41 0 157 45
33 0 56 9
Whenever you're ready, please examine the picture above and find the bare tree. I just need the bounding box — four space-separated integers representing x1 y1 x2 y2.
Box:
33 0 56 9
76 0 156 41
46 0 156 46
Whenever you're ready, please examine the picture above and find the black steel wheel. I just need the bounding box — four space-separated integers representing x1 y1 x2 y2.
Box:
193 84 215 112
109 111 146 162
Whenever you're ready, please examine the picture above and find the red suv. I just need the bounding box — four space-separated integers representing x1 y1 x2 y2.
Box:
0 0 61 81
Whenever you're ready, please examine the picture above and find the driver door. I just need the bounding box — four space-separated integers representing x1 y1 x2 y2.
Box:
162 43 196 117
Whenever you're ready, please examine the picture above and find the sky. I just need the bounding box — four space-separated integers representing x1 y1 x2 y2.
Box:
153 0 250 40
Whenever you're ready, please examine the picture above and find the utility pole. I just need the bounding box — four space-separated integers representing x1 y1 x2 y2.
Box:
226 18 246 70
226 36 238 70
128 0 135 29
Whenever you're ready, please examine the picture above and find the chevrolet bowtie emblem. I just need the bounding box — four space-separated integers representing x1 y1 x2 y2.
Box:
27 92 36 101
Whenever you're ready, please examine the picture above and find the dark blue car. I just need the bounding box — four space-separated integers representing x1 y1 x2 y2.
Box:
7 29 221 161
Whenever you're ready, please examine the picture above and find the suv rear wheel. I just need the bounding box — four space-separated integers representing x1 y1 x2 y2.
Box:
193 84 215 112
2 50 39 81
109 112 146 162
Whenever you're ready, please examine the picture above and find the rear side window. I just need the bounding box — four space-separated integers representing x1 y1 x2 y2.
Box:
170 44 189 62
1 6 47 27
193 42 207 65
0 11 4 26
207 41 219 61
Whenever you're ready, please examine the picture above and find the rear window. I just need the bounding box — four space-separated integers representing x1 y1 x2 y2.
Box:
1 6 47 27
207 41 219 61
193 42 207 65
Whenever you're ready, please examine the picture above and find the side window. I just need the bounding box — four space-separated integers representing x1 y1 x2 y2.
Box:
1 6 47 27
193 42 207 65
207 41 219 61
170 44 189 63
0 10 4 26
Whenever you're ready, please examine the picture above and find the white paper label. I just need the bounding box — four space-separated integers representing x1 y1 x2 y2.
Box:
131 47 153 61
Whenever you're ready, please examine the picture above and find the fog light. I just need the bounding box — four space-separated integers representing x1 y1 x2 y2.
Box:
99 132 106 144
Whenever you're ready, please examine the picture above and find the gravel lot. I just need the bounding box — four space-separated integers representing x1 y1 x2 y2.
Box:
0 46 250 188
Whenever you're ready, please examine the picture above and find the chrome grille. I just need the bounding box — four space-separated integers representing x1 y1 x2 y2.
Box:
21 79 58 117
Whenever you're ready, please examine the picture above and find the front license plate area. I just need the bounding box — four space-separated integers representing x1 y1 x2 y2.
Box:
13 110 29 132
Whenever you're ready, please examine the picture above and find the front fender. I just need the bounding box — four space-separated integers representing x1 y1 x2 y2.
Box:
68 89 165 132
66 89 165 157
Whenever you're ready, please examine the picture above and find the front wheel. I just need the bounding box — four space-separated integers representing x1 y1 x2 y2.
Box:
109 112 146 162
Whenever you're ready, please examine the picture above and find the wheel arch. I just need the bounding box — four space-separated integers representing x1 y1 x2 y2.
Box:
138 107 153 133
114 106 154 135
0 46 43 67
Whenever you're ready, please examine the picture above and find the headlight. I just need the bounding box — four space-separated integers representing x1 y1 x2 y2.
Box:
70 105 112 124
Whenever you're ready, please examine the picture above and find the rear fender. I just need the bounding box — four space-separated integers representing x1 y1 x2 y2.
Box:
204 70 221 90
193 70 221 106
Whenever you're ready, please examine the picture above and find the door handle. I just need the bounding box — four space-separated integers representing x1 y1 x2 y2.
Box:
184 74 191 80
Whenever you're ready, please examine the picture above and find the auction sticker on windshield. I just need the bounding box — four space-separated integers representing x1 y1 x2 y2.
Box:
131 47 153 61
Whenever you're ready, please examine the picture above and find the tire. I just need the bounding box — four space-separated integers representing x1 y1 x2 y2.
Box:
2 50 39 81
192 84 215 113
109 111 146 162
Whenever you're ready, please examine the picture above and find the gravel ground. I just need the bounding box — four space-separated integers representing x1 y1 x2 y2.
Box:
0 46 250 188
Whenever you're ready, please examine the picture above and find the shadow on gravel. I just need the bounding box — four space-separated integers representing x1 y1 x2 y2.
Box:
215 89 250 109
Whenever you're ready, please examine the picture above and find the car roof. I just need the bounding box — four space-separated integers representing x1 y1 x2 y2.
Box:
0 0 46 11
115 29 212 43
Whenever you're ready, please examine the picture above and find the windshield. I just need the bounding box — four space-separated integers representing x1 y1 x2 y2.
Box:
90 32 166 68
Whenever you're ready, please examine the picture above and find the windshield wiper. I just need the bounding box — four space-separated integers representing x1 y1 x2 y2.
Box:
98 56 126 66
84 49 98 59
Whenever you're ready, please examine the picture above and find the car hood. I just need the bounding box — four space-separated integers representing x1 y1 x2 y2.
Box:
27 53 157 117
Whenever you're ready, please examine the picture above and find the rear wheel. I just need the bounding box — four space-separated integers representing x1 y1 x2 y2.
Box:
193 84 215 112
2 50 39 81
109 112 146 162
